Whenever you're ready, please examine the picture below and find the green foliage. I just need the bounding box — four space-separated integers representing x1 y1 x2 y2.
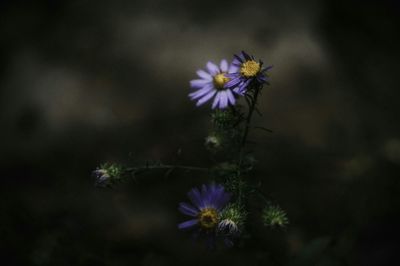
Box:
207 108 244 156
211 108 243 130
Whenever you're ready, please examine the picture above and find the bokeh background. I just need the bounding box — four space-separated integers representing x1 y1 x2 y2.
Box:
1 0 399 265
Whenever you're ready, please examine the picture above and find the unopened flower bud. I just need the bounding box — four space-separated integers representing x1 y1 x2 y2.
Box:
217 204 246 237
262 205 289 228
205 134 222 151
92 163 122 187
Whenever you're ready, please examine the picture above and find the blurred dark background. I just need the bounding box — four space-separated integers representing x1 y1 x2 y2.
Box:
1 0 399 265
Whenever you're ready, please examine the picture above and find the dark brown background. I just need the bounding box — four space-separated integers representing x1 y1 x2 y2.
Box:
1 0 399 265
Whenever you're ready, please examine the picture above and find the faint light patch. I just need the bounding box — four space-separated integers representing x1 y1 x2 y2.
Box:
257 30 333 148
382 138 400 164
123 209 172 238
267 29 329 83
5 52 147 131
32 68 116 129
341 154 375 180
109 193 174 240
112 14 242 79
283 105 331 148
287 229 305 255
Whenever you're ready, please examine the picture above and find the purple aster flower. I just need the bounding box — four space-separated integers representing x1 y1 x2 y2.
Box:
189 60 238 109
225 51 272 95
178 183 231 245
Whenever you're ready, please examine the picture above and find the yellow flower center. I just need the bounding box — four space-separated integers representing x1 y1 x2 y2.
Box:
213 73 230 89
240 60 261 77
198 208 219 229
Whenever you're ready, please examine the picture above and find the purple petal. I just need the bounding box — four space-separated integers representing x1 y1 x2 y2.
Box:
202 184 217 208
178 202 199 217
209 184 222 206
212 92 221 109
201 184 210 206
206 183 216 203
257 75 267 83
196 70 212 80
206 61 219 76
262 65 273 72
233 86 245 95
228 64 239 73
196 90 216 106
178 219 198 230
208 184 222 207
190 79 211 89
226 89 236 105
225 73 239 79
237 79 251 93
233 54 243 63
219 91 228 109
220 59 228 72
224 77 242 88
215 192 231 210
241 51 251 60
189 85 213 100
212 186 231 210
213 192 231 211
232 59 242 67
188 188 204 208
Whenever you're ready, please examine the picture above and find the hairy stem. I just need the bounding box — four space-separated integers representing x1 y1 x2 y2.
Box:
241 85 261 149
234 84 262 206
238 84 262 169
124 164 209 175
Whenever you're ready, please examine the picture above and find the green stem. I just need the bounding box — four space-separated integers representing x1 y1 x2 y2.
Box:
238 84 262 169
124 164 209 176
240 86 261 149
234 85 262 207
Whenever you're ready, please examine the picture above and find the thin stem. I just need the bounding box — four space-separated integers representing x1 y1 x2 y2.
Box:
234 85 262 207
241 86 261 149
238 84 262 169
124 164 209 175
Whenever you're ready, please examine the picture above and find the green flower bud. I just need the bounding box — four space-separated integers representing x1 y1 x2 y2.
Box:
262 205 289 228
